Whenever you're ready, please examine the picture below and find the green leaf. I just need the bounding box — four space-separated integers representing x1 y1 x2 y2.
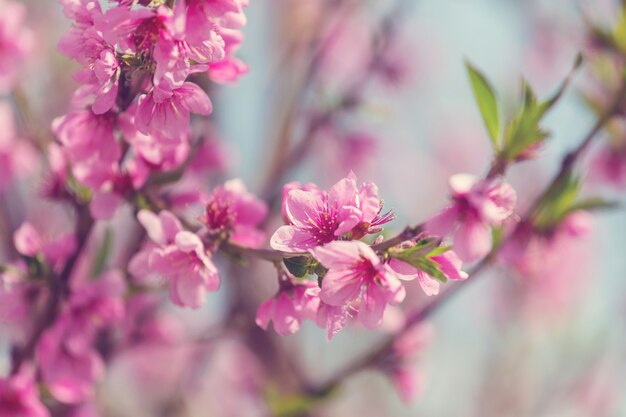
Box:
388 240 449 283
533 172 582 230
502 56 581 162
466 62 500 148
283 256 311 278
567 197 620 213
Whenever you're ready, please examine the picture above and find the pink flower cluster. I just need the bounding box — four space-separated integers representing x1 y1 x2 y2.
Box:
256 174 468 339
53 0 249 217
131 179 267 309
271 172 394 252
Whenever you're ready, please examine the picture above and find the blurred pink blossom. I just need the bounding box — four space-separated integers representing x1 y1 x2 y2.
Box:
427 173 517 262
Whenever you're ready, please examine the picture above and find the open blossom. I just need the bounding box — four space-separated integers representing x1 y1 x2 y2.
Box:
136 80 212 139
311 241 405 329
427 173 517 263
52 109 121 189
0 366 50 417
271 173 394 252
256 278 320 336
0 0 33 93
13 222 77 271
389 242 468 296
200 179 268 248
136 210 220 309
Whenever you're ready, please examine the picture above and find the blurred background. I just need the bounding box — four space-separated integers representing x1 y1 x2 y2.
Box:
2 0 626 416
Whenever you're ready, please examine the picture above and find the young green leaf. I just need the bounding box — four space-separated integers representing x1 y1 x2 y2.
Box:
466 61 500 149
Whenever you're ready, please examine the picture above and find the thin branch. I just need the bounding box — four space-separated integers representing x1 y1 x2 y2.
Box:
310 75 626 397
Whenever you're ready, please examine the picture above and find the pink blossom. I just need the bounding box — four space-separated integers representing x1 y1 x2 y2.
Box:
390 245 468 296
256 279 320 336
315 301 352 340
136 81 212 139
0 0 34 92
13 222 77 270
37 320 105 404
200 179 268 248
52 110 121 189
91 50 120 115
136 210 220 309
0 366 50 417
153 0 225 85
118 107 190 170
311 241 405 329
427 173 517 263
271 173 393 252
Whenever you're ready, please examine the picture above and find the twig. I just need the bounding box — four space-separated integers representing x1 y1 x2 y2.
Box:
310 75 626 396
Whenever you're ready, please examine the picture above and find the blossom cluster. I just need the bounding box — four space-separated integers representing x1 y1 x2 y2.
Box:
52 0 249 218
1 0 625 415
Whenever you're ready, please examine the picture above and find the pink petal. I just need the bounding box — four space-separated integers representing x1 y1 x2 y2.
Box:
309 240 361 269
13 222 41 257
255 298 274 330
270 225 312 252
320 269 363 307
417 271 440 296
178 82 213 115
453 217 492 263
425 205 459 237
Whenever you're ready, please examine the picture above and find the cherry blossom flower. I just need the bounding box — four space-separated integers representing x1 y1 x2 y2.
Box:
256 278 320 336
136 81 212 139
136 210 220 309
0 366 50 417
13 222 77 271
427 173 517 263
311 240 405 329
271 173 393 252
200 179 268 248
52 110 121 189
